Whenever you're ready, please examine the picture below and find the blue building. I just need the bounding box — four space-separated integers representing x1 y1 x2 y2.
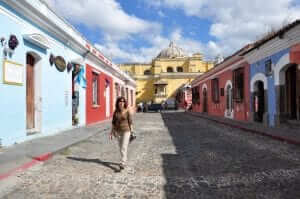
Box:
242 20 300 127
0 0 89 146
0 1 136 147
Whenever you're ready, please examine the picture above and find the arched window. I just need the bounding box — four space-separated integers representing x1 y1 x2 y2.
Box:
144 70 151 75
167 67 174 73
177 67 183 72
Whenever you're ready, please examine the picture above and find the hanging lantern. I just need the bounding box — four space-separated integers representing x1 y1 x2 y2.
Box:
8 35 19 50
49 54 55 66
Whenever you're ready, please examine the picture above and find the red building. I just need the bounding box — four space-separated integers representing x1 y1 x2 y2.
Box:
86 64 114 124
176 84 192 110
84 44 136 125
191 46 251 121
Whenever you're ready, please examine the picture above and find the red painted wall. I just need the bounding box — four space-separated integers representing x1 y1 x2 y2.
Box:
192 61 250 122
86 64 113 125
290 43 300 64
233 63 250 121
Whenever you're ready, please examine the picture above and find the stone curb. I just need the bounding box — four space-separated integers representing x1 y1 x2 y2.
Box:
0 125 110 181
187 112 300 147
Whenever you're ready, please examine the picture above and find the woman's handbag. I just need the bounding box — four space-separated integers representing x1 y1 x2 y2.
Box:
127 110 136 143
129 132 136 143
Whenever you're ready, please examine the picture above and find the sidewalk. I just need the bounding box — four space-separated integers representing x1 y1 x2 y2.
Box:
0 121 111 181
187 111 300 146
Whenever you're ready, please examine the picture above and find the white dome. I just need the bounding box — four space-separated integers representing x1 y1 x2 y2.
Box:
157 41 186 59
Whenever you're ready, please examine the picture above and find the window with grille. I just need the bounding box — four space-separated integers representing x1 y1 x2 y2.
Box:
167 67 174 72
233 68 244 102
212 78 219 103
144 70 151 75
192 86 200 104
265 59 272 76
177 67 183 72
92 73 99 105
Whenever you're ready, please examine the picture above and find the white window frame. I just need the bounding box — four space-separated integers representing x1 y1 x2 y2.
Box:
92 72 99 106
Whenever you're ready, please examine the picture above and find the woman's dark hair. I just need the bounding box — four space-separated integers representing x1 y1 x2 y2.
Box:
112 97 128 126
115 96 128 113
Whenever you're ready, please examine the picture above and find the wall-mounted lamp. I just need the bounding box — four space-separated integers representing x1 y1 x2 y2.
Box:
8 35 19 50
0 37 6 47
2 35 19 58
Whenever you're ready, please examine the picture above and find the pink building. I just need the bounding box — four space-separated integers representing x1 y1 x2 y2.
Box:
191 46 251 121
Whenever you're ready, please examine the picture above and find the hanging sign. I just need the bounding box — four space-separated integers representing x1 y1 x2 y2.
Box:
3 60 23 86
54 56 66 72
49 54 54 66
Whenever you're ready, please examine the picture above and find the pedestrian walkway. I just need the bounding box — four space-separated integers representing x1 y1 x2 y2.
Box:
0 121 111 181
188 111 300 146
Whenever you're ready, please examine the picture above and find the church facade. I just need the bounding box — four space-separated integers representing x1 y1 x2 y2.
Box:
119 42 214 104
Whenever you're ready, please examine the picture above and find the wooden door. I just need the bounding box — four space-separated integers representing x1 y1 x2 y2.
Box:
203 88 207 113
254 81 265 122
26 54 35 129
285 65 297 119
297 66 300 120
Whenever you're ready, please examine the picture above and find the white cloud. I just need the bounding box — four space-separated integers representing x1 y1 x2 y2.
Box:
95 35 168 63
44 0 161 41
145 0 300 56
45 0 300 63
95 28 219 63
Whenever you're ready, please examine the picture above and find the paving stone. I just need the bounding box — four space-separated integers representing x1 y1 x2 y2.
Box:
2 112 300 199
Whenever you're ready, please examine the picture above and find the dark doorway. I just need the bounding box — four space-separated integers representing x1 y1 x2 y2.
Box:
72 64 80 126
203 88 208 113
285 64 297 120
253 81 265 123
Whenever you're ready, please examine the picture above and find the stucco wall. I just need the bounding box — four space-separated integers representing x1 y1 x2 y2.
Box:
250 48 290 126
86 64 113 125
0 2 86 146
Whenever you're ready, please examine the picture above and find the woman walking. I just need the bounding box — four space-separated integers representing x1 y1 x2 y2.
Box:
110 96 133 171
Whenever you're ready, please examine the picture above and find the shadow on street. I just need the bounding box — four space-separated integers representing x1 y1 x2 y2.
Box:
160 112 300 199
67 157 121 172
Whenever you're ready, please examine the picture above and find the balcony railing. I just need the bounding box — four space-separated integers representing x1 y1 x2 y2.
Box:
155 93 167 98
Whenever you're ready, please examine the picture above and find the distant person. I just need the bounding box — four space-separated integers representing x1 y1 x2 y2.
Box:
161 101 166 111
138 102 144 112
143 102 148 112
110 97 134 171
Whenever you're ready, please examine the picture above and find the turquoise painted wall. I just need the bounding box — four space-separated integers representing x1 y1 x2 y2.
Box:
0 2 86 146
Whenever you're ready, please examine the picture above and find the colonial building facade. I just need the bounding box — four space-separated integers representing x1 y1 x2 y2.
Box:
242 20 300 126
191 20 300 127
0 0 135 147
191 46 251 121
119 42 214 104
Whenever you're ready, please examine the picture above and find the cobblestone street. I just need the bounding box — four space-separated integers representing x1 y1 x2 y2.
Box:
2 112 300 199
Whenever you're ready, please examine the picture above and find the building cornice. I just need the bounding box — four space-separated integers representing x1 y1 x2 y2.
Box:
134 72 202 80
192 56 245 86
2 0 135 85
243 24 300 64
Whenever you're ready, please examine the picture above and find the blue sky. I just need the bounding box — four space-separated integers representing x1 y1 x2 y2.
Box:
46 0 300 63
